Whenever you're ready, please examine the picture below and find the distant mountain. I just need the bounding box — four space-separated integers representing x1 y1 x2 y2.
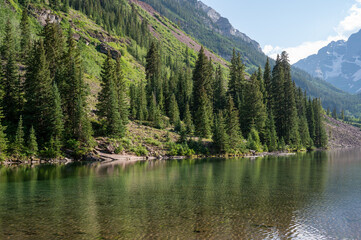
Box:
294 30 361 93
195 1 262 52
136 0 361 117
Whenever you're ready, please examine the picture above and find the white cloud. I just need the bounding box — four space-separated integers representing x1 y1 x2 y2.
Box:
263 0 361 64
336 0 361 36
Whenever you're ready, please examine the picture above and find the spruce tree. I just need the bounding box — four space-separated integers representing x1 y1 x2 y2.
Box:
247 127 262 152
42 19 65 79
62 27 92 143
50 83 64 152
20 8 32 62
129 83 137 119
145 42 161 104
169 94 180 124
213 65 227 113
241 73 266 136
281 52 299 146
212 111 229 153
27 126 38 157
0 110 8 161
24 41 53 145
97 52 124 138
114 57 128 124
13 116 25 156
264 57 272 107
264 110 278 152
192 47 213 138
148 92 157 121
3 53 21 126
184 103 194 135
306 98 316 141
313 99 328 148
1 19 15 61
137 81 147 121
228 49 244 106
225 96 243 152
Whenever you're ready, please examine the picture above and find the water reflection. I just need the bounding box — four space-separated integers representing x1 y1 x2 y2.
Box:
0 150 360 239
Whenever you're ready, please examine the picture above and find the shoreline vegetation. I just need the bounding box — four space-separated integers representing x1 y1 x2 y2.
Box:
2 114 360 166
0 0 344 166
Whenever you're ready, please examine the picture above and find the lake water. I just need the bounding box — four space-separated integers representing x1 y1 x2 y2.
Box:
1 149 361 239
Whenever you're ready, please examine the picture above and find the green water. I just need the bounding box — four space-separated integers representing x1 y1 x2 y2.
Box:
1 149 361 239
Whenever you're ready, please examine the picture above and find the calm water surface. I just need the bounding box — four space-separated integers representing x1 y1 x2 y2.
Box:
1 149 361 239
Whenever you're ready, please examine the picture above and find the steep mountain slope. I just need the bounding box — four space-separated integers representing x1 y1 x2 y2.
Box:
295 30 361 94
133 0 361 117
138 0 266 72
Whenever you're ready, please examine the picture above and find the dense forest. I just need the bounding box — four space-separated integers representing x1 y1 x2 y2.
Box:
139 0 361 119
0 0 327 160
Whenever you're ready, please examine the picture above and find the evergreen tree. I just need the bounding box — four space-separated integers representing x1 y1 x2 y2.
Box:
62 28 92 143
332 107 337 119
50 83 64 152
263 57 272 107
62 0 70 13
27 126 38 157
264 110 278 152
154 104 164 129
129 83 137 119
1 19 15 61
13 116 25 156
241 73 266 136
20 8 32 62
213 65 227 113
42 19 65 79
247 127 262 152
228 49 244 106
3 53 21 126
192 47 213 138
341 109 345 121
183 103 194 135
0 110 8 161
281 52 300 146
148 92 157 121
169 94 180 124
306 98 316 141
137 82 147 121
97 52 124 138
313 99 328 148
145 42 161 104
24 41 53 145
225 96 243 152
212 111 229 153
114 57 128 124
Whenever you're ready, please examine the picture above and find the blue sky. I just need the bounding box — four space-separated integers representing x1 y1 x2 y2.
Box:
201 0 361 63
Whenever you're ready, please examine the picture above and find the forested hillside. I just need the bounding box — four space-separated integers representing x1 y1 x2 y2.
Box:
0 0 327 161
138 0 361 118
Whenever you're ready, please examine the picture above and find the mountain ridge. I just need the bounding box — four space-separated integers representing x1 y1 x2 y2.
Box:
294 29 361 94
195 0 262 52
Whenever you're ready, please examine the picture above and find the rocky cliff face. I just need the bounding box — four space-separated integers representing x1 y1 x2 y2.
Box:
294 29 361 94
195 1 262 53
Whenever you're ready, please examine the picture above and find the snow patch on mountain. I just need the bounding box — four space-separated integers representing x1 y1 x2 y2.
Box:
294 29 361 93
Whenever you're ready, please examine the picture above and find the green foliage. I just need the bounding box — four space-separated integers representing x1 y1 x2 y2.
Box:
97 52 125 138
0 109 7 161
13 116 25 156
212 111 229 153
130 144 148 156
27 126 38 157
166 142 194 157
247 128 262 152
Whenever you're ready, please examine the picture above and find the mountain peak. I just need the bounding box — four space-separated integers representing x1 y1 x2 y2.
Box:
195 0 262 52
294 30 361 94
